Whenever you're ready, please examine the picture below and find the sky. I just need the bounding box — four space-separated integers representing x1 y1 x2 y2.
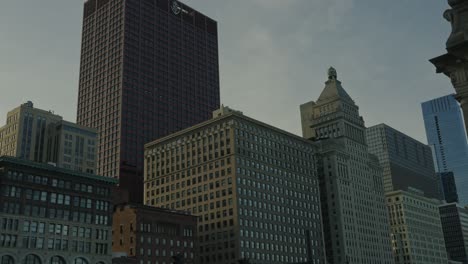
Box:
0 0 453 143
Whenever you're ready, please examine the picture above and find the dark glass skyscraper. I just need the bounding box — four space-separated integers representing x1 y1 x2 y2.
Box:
366 123 442 200
77 0 220 203
422 94 468 205
439 172 459 203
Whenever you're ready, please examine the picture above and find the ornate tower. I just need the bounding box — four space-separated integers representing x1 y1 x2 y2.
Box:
300 68 394 264
430 0 468 137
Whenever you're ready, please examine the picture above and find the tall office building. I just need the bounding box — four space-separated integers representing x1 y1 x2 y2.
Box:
422 94 468 204
439 203 468 263
144 106 325 264
300 68 394 264
366 123 441 199
0 102 97 173
77 0 220 203
386 189 447 264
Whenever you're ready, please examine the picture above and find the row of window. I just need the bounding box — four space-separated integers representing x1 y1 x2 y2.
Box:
1 185 110 212
1 203 110 226
5 170 110 197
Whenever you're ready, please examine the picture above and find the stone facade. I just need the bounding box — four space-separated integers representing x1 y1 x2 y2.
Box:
386 190 448 264
0 156 117 264
430 0 468 137
144 108 325 264
300 68 394 264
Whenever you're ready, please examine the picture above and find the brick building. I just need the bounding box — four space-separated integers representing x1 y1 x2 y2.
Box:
112 203 197 264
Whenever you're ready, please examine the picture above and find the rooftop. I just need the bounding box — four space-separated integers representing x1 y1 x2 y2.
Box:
115 203 196 218
145 106 318 149
0 156 118 185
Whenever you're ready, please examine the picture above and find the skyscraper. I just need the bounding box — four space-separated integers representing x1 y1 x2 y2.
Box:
422 94 468 204
77 0 220 203
300 68 394 264
366 123 441 199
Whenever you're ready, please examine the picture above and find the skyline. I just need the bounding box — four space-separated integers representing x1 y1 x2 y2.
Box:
0 0 453 144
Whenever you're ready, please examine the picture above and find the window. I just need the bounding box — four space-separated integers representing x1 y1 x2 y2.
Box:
23 254 41 264
74 258 88 264
1 256 14 264
23 221 30 232
50 256 65 264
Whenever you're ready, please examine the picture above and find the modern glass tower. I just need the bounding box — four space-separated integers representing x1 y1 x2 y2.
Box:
422 94 468 205
77 0 220 203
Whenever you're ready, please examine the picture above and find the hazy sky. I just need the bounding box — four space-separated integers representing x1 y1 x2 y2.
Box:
0 0 453 143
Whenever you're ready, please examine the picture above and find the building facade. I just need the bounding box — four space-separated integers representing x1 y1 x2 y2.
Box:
386 189 448 264
422 94 468 204
0 101 62 161
112 203 197 264
0 156 117 264
76 0 220 203
47 120 97 174
144 106 325 264
439 203 468 263
440 172 459 203
366 123 441 199
0 102 98 174
430 0 468 139
300 67 394 264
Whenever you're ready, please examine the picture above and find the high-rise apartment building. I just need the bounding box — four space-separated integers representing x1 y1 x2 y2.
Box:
300 68 394 264
422 94 468 204
0 102 97 173
386 189 448 264
112 203 197 264
0 156 117 264
366 123 441 199
144 106 325 264
77 0 220 203
439 203 468 263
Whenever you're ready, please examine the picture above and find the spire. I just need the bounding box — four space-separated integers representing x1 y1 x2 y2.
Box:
317 67 354 104
328 67 337 80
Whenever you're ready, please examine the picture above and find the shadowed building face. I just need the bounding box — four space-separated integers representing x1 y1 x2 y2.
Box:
77 0 220 203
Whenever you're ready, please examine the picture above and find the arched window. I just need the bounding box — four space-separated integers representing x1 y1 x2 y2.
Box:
23 255 41 264
95 262 105 264
1 255 14 264
74 258 88 264
49 257 65 264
